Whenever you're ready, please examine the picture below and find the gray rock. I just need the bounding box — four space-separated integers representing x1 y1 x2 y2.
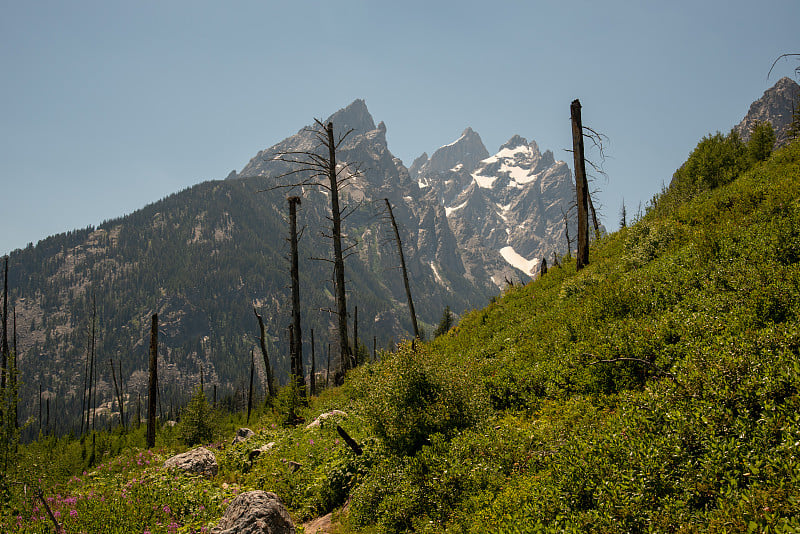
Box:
211 490 295 534
248 442 276 461
233 427 256 444
734 77 800 148
163 446 218 478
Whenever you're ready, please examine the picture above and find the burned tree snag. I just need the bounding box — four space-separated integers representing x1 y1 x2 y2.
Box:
570 99 590 269
247 349 255 423
326 122 352 381
1 256 8 397
253 308 275 398
288 196 306 395
110 358 125 430
310 329 316 397
146 313 158 449
353 306 359 366
384 199 420 339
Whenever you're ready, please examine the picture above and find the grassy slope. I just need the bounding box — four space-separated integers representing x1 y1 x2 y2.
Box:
3 141 800 533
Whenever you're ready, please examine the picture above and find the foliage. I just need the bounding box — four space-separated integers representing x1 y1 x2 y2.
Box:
355 343 489 457
177 387 215 446
748 121 776 163
433 306 454 338
670 129 747 199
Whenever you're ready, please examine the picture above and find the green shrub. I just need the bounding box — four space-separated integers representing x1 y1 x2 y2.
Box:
177 386 214 446
359 343 489 457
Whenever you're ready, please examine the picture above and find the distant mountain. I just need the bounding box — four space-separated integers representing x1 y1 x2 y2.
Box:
734 77 800 147
3 99 577 439
413 131 576 283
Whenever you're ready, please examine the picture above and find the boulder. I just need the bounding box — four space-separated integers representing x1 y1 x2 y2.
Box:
211 490 295 534
233 427 256 444
163 446 218 478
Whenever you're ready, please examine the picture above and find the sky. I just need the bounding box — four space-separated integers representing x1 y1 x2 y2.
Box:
1 0 799 256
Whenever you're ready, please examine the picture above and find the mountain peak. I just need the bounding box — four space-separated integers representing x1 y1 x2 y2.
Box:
499 135 529 152
325 99 376 135
734 77 800 147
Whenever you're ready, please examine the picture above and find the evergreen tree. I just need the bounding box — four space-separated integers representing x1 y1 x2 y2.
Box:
434 306 454 338
748 121 776 163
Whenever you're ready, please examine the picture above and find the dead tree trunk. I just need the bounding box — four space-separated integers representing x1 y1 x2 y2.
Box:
85 297 97 435
109 358 124 430
384 199 420 339
146 313 158 449
326 342 331 388
247 349 255 424
326 122 352 382
588 192 601 239
353 306 359 365
310 329 316 397
1 256 8 398
253 308 275 398
570 99 590 269
288 196 306 395
562 206 572 259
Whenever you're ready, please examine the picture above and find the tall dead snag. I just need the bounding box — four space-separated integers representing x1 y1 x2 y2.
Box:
247 349 255 423
253 308 275 398
288 196 306 395
310 329 316 397
109 358 124 430
353 306 359 365
146 313 158 449
269 120 359 384
383 199 420 339
85 295 97 435
570 99 590 269
1 256 8 398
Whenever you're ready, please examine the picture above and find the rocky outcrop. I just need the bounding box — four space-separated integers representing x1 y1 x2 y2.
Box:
734 77 800 147
163 447 219 478
211 491 295 534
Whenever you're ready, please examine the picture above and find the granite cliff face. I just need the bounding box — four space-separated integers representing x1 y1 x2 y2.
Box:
411 129 576 285
734 77 800 147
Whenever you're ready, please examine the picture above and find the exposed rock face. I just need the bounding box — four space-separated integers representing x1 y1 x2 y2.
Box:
163 447 219 478
417 132 577 286
734 77 800 147
211 491 295 534
233 427 256 444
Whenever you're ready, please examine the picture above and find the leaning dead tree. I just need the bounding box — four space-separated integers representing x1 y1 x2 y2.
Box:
287 196 306 395
570 99 590 269
253 308 275 398
383 198 420 339
269 119 362 384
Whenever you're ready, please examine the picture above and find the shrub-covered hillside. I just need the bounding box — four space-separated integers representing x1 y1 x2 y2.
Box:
2 136 800 533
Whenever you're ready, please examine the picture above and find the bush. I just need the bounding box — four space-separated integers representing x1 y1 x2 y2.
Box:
670 130 748 198
359 343 489 456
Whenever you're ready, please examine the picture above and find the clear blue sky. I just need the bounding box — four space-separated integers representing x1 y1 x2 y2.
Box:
1 0 798 255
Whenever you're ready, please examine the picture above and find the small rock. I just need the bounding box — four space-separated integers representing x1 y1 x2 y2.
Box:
164 446 218 478
305 410 347 429
248 442 276 461
233 427 256 445
211 490 295 534
287 461 302 473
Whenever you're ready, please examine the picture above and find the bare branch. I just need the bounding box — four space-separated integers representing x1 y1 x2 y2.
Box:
767 53 800 80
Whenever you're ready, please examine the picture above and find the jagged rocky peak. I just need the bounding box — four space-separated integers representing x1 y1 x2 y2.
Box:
408 152 429 177
734 76 800 147
325 98 376 135
421 127 490 175
498 134 530 151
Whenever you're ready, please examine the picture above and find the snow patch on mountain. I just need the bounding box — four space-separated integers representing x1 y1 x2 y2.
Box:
500 246 540 276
